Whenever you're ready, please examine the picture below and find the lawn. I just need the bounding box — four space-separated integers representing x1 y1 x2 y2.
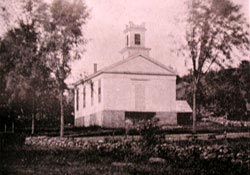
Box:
1 137 249 175
13 121 250 137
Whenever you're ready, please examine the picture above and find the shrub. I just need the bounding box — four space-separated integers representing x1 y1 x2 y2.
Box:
136 118 164 147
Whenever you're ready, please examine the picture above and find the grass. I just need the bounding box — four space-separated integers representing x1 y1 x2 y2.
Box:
1 120 249 175
12 121 249 138
1 137 249 175
0 147 176 175
0 147 229 175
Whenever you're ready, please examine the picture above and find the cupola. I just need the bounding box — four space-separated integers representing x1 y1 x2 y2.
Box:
120 22 151 59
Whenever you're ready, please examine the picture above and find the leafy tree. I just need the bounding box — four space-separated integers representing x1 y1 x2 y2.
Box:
204 68 246 120
177 61 250 121
237 61 250 105
185 0 249 133
0 0 80 134
0 0 56 134
0 19 54 134
42 0 89 137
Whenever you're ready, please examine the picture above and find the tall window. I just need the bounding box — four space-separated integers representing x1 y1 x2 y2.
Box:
91 82 94 106
98 79 101 103
126 35 129 46
83 86 86 108
135 34 140 45
76 88 79 111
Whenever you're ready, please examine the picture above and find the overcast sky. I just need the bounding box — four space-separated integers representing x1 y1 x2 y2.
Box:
69 0 249 83
0 0 249 82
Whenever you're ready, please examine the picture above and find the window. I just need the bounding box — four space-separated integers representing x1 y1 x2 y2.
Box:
134 34 140 45
83 86 86 108
126 35 129 46
98 79 101 103
91 82 94 106
76 88 79 111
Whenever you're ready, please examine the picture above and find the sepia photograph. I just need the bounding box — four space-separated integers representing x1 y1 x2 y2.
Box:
0 0 249 174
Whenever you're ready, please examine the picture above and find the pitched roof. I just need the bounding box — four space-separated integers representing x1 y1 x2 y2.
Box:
73 53 177 86
176 100 192 113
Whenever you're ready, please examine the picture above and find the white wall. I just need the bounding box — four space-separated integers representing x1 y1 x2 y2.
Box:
103 73 176 112
75 71 177 124
74 75 104 121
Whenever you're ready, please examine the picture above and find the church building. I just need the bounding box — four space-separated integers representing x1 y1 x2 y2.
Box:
73 22 192 128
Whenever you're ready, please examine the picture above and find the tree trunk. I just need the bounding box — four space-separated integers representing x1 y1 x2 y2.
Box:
60 90 64 138
31 98 35 135
192 81 197 134
12 122 14 133
31 113 35 135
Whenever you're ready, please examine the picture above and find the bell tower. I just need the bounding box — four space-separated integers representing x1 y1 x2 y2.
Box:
120 22 151 59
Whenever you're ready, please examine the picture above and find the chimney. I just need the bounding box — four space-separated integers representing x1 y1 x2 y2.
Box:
94 63 97 73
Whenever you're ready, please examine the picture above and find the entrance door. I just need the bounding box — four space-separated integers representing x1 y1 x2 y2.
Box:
134 83 145 111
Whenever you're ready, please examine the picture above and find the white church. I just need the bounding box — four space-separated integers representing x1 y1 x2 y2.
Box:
73 22 192 128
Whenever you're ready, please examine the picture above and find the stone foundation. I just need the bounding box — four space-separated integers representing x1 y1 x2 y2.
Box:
102 110 125 128
75 117 85 126
75 110 125 128
75 110 177 128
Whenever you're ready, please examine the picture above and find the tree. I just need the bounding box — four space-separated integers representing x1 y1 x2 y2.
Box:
43 0 89 137
0 19 54 134
177 60 250 122
185 0 249 133
237 61 250 106
0 0 55 134
204 68 247 120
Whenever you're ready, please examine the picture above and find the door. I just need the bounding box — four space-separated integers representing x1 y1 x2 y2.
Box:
134 83 145 111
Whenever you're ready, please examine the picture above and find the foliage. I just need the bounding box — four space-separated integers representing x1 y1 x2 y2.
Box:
0 20 51 119
183 0 250 133
0 0 79 134
154 141 250 174
42 0 89 89
136 118 164 150
177 60 250 121
0 0 47 133
40 0 89 137
204 68 247 120
2 137 250 174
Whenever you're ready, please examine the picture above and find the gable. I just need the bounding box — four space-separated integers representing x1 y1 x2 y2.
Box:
72 54 176 86
105 55 175 75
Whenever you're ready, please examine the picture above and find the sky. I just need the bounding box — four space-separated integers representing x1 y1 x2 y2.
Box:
69 0 250 83
70 0 187 81
0 0 249 83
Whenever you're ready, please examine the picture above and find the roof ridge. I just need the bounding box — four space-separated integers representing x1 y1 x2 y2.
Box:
72 53 176 86
72 54 139 86
138 55 177 74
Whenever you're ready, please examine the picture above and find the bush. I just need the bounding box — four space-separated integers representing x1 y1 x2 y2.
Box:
136 118 163 145
152 141 250 174
16 135 250 174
